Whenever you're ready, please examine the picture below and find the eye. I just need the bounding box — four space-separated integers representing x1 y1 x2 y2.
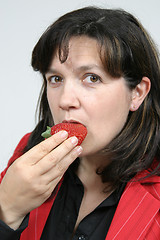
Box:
48 75 63 84
84 74 101 84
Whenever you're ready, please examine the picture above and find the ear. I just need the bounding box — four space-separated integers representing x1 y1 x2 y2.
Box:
130 77 151 111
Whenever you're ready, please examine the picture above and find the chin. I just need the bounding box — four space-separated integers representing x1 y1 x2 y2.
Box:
79 146 100 158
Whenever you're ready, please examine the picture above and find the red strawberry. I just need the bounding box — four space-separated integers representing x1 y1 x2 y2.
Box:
41 123 87 145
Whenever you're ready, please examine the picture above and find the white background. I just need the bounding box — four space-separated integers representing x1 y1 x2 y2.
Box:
1 0 160 172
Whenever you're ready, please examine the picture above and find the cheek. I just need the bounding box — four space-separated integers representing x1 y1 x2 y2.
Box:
47 90 53 111
86 90 131 143
47 89 58 120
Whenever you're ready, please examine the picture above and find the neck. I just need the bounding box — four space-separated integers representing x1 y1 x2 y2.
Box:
76 153 111 192
79 151 111 174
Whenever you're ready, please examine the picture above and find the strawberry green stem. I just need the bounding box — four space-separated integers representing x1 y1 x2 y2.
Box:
41 126 52 139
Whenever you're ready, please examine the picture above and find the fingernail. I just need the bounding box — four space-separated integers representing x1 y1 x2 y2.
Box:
71 136 78 145
76 146 83 155
60 131 68 139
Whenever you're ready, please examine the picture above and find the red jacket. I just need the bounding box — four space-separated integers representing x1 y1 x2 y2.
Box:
1 134 160 240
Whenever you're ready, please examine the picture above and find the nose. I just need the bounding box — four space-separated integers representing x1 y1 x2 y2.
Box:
59 81 80 111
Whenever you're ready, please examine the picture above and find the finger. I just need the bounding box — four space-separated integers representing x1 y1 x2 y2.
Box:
37 136 80 174
41 146 83 184
18 131 68 165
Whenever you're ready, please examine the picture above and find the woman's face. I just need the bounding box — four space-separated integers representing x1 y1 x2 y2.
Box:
45 36 133 157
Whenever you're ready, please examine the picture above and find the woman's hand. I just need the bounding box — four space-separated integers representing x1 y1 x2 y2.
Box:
0 131 82 229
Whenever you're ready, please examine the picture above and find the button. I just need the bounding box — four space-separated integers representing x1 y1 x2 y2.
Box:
78 235 86 240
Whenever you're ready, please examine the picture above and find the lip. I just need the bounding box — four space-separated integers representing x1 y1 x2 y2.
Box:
62 119 85 126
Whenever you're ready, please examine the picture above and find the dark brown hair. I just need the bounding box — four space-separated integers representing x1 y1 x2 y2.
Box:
26 6 160 189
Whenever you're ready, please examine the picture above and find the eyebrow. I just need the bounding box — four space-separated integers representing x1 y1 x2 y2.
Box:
46 64 104 74
76 64 101 71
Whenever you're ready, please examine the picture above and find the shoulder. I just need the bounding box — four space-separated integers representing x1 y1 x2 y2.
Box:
126 170 160 202
140 173 160 201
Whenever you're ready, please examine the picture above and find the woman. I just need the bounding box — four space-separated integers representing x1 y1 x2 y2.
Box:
0 6 160 239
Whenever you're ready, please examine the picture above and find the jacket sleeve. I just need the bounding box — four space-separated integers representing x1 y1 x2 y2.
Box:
0 133 31 239
0 215 29 240
0 133 31 184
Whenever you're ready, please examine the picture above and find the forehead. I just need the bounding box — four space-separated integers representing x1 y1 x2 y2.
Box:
68 36 99 54
52 36 103 68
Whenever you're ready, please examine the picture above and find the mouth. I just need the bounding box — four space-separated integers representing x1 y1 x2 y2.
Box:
62 120 80 124
62 120 84 126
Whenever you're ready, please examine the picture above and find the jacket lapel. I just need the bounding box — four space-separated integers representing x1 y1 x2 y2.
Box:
106 177 160 239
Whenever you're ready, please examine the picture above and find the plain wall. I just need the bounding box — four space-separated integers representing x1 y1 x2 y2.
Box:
1 0 160 172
